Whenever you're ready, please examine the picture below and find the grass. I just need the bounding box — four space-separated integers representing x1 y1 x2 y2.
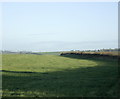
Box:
2 53 119 97
39 52 61 55
61 51 119 56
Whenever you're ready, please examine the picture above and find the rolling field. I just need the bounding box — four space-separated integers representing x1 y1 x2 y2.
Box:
2 53 119 97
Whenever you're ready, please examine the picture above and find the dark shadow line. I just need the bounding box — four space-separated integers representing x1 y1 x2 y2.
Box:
1 70 36 74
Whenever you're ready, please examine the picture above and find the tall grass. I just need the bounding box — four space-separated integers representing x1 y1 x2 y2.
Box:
2 54 118 97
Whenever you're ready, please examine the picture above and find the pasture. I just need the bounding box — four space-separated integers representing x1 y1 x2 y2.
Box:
2 53 118 97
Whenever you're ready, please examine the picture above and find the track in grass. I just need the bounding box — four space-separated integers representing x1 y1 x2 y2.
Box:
2 54 118 97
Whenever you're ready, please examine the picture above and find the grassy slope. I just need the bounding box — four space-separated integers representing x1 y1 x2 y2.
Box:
40 52 61 55
2 54 118 97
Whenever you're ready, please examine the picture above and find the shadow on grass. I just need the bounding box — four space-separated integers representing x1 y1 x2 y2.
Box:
2 55 119 97
60 54 119 61
1 70 36 74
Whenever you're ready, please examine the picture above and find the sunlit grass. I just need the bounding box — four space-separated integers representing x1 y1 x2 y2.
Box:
2 54 98 72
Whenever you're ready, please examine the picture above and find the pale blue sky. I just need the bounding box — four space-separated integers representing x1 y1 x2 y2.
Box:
2 2 118 52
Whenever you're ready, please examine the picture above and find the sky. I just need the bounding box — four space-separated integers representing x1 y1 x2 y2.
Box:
1 2 118 52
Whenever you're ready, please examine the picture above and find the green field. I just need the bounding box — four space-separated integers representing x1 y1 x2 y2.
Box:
2 53 118 97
